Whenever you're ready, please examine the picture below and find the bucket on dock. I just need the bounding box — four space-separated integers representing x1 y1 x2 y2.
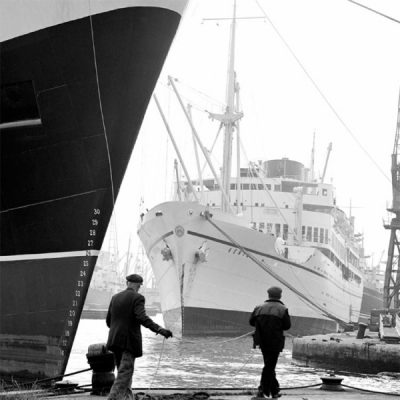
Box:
86 343 115 395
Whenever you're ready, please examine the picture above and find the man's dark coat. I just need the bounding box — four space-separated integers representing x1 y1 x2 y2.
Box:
249 299 291 352
106 288 161 357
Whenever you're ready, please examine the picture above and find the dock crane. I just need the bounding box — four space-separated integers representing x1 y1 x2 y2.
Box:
383 90 400 309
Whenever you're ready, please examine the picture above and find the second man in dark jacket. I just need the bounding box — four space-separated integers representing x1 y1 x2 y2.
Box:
249 286 291 399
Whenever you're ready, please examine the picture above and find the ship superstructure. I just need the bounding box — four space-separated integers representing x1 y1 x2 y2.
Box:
138 158 365 336
194 158 364 290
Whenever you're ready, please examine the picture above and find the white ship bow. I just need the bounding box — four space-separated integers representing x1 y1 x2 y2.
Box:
139 201 363 336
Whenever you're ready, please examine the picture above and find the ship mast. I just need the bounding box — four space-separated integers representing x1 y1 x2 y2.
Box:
310 131 316 182
221 0 237 211
321 142 332 183
208 0 243 212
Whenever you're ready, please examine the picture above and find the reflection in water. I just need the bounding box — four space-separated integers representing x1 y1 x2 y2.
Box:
66 317 399 394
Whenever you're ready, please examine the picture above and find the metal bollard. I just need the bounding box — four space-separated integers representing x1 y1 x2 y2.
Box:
356 322 368 339
86 343 115 395
320 374 344 391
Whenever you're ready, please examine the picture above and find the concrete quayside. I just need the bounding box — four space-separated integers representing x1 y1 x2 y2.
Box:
292 330 400 374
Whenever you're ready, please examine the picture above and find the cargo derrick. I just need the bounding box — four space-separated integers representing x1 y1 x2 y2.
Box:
384 90 400 309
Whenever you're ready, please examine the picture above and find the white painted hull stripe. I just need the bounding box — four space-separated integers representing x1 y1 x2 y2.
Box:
0 250 100 262
147 228 362 300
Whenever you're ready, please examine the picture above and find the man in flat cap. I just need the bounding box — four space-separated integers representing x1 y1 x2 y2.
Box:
106 274 172 399
250 286 291 399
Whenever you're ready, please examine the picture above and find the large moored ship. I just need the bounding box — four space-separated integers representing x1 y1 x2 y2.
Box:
137 2 382 337
138 159 368 336
0 0 187 383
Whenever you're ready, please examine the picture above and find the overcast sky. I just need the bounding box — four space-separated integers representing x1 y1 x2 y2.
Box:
111 0 400 271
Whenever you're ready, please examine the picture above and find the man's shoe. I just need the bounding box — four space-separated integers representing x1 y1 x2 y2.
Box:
271 394 282 399
253 390 268 399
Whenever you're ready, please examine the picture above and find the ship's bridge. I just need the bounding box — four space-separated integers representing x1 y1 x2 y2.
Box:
198 158 335 211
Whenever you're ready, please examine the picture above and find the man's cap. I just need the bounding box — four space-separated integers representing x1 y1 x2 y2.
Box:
126 274 143 283
267 286 282 299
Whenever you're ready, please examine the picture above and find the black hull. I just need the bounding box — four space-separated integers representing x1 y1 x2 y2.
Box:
360 286 383 320
0 255 96 382
0 5 182 383
163 307 338 337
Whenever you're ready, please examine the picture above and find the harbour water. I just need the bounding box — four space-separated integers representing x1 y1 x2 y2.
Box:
66 316 400 394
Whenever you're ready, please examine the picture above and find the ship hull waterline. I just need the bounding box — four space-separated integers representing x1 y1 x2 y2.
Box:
0 4 185 383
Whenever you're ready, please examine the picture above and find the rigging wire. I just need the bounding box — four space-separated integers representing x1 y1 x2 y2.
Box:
88 2 116 206
89 0 123 290
254 0 391 183
347 0 400 24
174 78 225 109
158 79 225 116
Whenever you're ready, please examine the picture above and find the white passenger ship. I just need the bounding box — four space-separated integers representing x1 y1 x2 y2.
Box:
138 158 365 336
138 1 371 336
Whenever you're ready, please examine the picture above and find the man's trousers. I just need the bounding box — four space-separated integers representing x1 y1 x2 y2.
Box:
108 350 135 400
259 349 280 397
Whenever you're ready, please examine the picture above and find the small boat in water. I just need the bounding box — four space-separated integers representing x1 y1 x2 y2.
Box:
0 0 188 383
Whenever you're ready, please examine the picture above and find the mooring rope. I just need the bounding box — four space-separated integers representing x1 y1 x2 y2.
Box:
0 367 92 391
148 337 166 391
341 383 400 396
176 330 254 345
231 351 255 379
